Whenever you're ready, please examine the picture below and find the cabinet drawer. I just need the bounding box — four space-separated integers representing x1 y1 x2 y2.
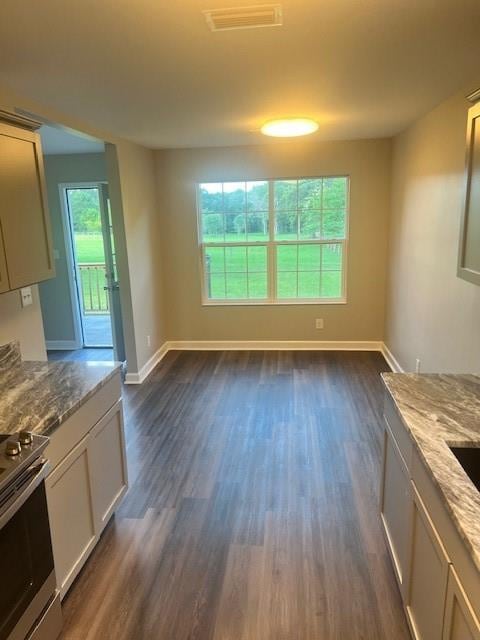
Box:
45 372 121 469
384 394 413 471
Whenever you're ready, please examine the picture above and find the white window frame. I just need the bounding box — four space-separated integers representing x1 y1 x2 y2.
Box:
197 176 349 306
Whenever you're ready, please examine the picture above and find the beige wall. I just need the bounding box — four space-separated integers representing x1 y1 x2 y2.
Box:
40 152 107 344
0 286 46 360
110 142 166 371
385 89 480 372
156 139 391 342
0 84 165 375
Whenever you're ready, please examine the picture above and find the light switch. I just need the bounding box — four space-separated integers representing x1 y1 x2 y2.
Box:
20 287 33 307
53 249 60 260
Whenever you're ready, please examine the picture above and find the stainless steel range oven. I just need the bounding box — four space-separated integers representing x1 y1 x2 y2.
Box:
0 432 62 640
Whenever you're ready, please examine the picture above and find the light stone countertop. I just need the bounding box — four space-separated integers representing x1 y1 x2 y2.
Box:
382 372 480 572
0 341 121 438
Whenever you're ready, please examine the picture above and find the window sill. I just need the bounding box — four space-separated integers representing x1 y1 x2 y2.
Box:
201 298 347 307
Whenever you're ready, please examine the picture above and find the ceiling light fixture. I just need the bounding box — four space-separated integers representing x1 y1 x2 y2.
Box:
261 118 319 137
204 5 282 31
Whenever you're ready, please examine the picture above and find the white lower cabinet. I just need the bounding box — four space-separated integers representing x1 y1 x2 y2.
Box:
443 567 480 640
381 395 480 640
406 485 449 640
380 425 412 598
45 391 128 598
88 402 128 533
46 437 96 596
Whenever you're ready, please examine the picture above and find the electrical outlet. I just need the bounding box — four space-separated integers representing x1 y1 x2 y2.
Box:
147 335 151 347
415 358 421 373
315 318 324 330
20 287 33 308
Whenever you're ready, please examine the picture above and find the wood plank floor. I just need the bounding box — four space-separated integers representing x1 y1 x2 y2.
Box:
60 350 411 640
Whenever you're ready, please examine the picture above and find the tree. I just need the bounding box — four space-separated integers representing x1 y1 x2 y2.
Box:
199 178 346 240
68 189 102 233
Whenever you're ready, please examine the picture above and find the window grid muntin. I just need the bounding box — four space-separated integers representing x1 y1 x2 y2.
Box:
199 177 348 303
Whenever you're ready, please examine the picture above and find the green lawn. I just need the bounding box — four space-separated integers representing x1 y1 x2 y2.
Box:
72 233 343 303
206 242 343 300
72 234 108 312
73 233 105 263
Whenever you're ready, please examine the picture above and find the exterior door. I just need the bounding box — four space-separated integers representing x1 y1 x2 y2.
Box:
99 184 125 362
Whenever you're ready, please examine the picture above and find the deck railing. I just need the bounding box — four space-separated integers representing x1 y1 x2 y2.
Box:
78 263 109 314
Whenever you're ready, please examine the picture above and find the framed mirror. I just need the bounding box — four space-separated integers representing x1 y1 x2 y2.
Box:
458 99 480 285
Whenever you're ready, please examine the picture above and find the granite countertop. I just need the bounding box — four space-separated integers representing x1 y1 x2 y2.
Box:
0 341 121 438
382 372 480 571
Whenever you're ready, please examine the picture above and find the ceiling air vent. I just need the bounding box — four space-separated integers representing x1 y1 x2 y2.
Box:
204 5 282 31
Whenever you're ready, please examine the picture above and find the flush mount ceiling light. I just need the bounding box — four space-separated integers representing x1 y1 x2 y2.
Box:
261 118 319 137
204 5 282 31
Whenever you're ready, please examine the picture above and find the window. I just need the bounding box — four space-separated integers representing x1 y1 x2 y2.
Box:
197 177 348 304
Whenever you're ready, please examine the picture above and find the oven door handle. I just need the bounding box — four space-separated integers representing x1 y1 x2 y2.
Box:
0 459 50 529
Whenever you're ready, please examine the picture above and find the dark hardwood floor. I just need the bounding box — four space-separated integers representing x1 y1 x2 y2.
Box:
60 350 410 640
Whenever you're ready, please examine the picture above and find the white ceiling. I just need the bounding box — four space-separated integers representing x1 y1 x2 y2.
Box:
1 0 479 149
39 125 104 155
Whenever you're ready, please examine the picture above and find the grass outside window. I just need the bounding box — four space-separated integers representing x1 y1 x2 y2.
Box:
198 177 349 304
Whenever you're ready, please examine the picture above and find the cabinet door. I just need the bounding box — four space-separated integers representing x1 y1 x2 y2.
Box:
45 436 96 598
0 122 54 289
406 484 450 640
88 400 128 535
443 566 480 640
380 424 412 599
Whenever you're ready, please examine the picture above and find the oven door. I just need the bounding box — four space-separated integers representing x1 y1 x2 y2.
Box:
0 461 56 640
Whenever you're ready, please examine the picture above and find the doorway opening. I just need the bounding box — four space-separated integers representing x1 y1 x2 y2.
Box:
62 182 124 358
36 123 128 366
65 184 112 347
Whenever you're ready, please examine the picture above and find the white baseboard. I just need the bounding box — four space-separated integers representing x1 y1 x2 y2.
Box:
167 340 384 351
381 343 404 373
125 340 402 385
124 342 170 385
46 340 81 351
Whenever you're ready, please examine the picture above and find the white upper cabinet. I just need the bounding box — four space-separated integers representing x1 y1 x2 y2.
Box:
0 113 54 291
